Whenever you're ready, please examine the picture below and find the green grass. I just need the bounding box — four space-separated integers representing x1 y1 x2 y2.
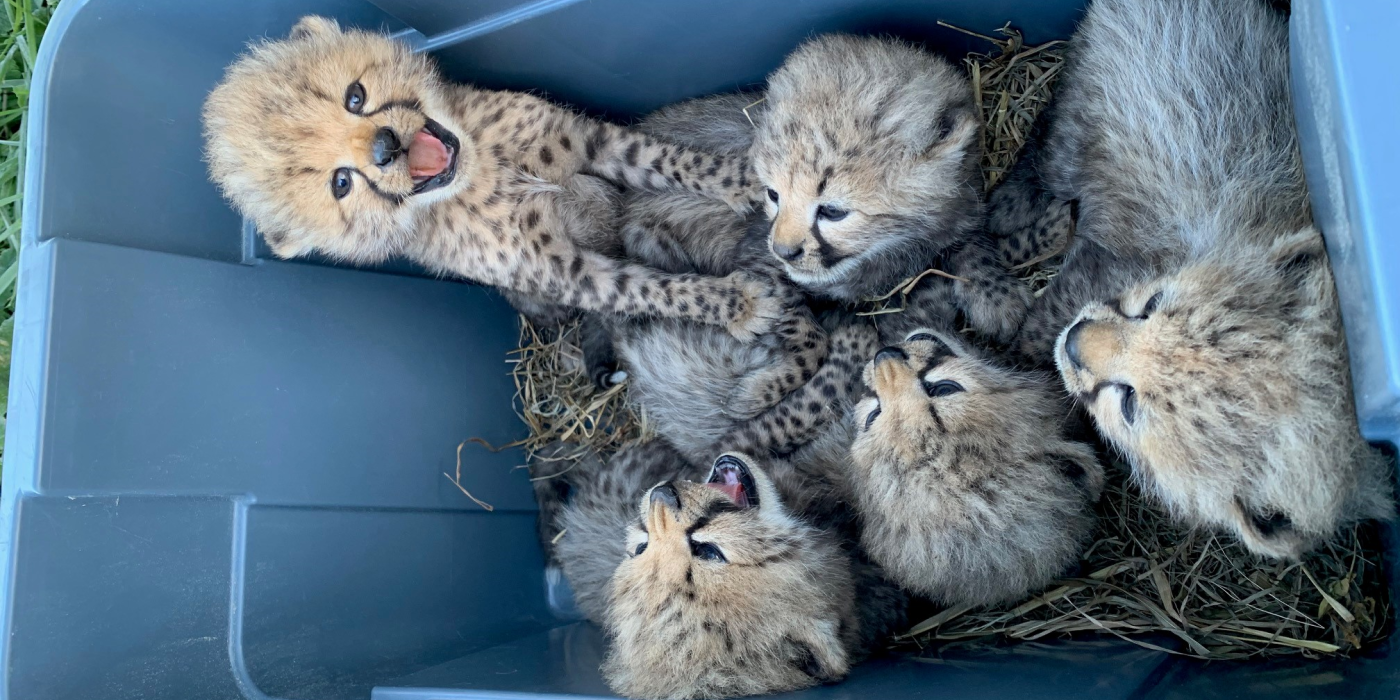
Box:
0 0 56 465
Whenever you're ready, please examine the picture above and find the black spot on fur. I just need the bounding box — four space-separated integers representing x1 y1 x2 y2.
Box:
539 145 554 165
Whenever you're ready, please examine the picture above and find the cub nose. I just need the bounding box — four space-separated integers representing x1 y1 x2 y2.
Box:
371 127 402 167
873 346 908 366
1064 320 1089 370
649 483 681 510
772 241 804 262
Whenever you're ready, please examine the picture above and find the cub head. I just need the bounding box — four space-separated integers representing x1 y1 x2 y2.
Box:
203 16 472 263
1056 229 1394 559
604 454 854 700
752 34 982 301
849 327 1103 605
853 329 1089 477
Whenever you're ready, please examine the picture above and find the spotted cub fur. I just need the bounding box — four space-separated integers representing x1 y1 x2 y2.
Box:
619 316 878 466
1002 0 1394 558
203 15 783 341
618 92 831 419
604 452 904 700
751 34 1030 342
850 324 1104 607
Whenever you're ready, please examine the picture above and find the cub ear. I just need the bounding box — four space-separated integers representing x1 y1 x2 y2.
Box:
787 634 848 685
261 227 308 259
1047 442 1106 501
1266 226 1328 280
1228 497 1307 561
290 15 342 41
920 103 976 158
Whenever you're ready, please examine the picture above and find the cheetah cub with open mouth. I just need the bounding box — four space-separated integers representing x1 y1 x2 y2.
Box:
203 15 782 341
851 328 1104 607
602 453 901 700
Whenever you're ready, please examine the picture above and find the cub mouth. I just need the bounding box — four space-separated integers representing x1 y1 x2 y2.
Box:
408 118 460 195
705 455 759 509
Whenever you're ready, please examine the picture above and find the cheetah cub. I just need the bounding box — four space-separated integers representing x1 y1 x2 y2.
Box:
616 92 831 420
752 35 1029 342
995 0 1394 558
203 16 781 341
851 327 1104 607
603 452 903 700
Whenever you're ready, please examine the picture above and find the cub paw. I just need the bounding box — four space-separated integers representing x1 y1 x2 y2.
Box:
726 274 785 342
591 366 628 391
958 279 1032 345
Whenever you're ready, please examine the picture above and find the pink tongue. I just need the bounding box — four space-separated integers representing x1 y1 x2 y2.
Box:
706 482 748 508
408 130 450 178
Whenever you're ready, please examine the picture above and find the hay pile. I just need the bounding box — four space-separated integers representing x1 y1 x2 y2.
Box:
480 22 1390 661
504 316 652 465
901 466 1389 659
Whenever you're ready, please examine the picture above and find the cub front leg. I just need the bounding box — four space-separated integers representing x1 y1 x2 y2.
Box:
947 238 1032 346
723 320 879 457
723 292 829 421
558 115 762 214
520 245 781 342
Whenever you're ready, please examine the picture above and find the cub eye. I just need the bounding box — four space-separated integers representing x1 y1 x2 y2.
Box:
864 404 882 430
633 541 648 557
816 205 849 222
924 380 964 397
692 541 727 563
766 187 780 204
1120 385 1138 425
331 168 353 199
1139 292 1163 318
344 82 366 114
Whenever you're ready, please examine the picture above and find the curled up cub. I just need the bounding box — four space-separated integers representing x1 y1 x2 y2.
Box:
203 15 783 341
850 316 1104 607
990 0 1394 557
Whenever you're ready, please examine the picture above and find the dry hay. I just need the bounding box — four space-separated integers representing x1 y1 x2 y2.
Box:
505 315 652 464
900 463 1390 659
458 314 652 494
950 21 1067 191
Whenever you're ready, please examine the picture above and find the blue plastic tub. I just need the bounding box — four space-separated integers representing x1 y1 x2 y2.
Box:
1 1 1396 698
